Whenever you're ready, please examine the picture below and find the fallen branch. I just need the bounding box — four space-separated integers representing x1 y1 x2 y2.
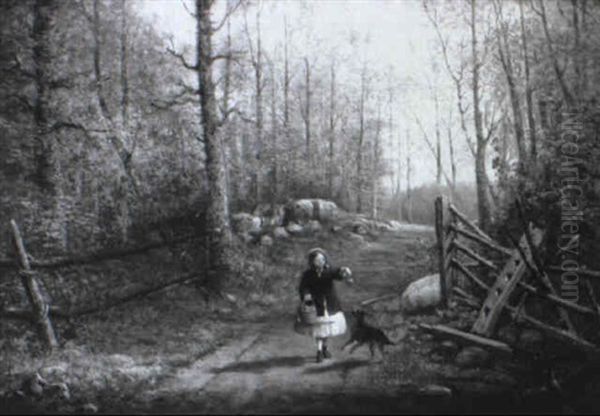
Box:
360 292 400 307
419 323 513 355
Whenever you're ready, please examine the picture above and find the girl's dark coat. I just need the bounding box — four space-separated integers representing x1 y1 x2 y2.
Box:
298 266 345 316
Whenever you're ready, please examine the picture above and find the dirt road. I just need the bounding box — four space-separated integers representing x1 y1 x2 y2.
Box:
127 227 464 414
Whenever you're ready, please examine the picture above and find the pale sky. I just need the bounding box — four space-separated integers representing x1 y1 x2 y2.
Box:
136 0 478 189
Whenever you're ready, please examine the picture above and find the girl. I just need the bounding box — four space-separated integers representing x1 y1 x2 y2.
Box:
295 247 353 363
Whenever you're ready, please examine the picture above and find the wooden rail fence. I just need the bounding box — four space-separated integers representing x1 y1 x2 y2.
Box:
1 219 207 351
434 196 600 355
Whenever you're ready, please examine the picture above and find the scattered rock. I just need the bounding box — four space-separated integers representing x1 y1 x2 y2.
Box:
286 222 304 236
21 373 46 398
419 384 453 397
273 226 290 239
224 292 237 303
260 235 274 246
353 223 368 235
307 220 322 233
440 340 459 354
232 213 263 235
346 232 365 244
399 274 442 314
421 333 434 342
331 225 342 233
40 363 68 379
46 382 70 401
82 403 98 413
455 346 490 368
240 233 254 244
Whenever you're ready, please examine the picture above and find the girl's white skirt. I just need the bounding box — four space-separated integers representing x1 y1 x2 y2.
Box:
294 310 347 338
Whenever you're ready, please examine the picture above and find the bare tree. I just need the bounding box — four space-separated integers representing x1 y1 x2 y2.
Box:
532 0 574 106
356 63 368 214
518 0 537 161
244 1 265 204
470 0 492 232
493 0 526 170
195 0 237 292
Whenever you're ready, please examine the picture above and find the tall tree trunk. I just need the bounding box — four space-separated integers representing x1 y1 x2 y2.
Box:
328 61 336 197
405 127 413 223
519 0 537 162
32 0 65 250
537 0 574 106
494 1 526 169
282 15 291 197
303 57 311 166
356 66 366 214
447 122 457 193
120 0 129 124
371 102 382 220
222 17 237 206
434 87 442 185
196 0 231 292
32 0 57 193
470 0 492 232
253 5 263 205
269 61 278 208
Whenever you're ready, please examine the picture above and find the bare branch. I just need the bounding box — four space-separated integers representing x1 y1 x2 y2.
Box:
181 0 197 19
212 0 243 33
166 47 198 71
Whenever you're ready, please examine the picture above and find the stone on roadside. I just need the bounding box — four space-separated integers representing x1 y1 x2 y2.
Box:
419 384 453 397
307 220 322 233
286 222 303 236
440 340 459 354
273 226 290 239
399 274 442 314
455 346 490 368
82 403 98 413
47 382 70 401
260 235 274 246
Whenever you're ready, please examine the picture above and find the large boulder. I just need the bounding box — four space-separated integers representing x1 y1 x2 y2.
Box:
399 273 442 314
284 199 338 224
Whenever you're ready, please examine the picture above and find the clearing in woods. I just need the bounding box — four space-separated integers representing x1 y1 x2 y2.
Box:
110 226 519 414
3 225 526 414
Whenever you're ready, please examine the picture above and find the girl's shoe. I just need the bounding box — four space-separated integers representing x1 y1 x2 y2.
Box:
316 350 324 363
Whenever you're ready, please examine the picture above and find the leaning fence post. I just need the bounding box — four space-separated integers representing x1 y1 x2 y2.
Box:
10 219 58 350
435 196 448 308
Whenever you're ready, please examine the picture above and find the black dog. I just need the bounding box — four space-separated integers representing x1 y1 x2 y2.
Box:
341 310 394 358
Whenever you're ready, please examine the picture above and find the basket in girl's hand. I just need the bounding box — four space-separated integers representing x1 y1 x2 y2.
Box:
298 299 318 325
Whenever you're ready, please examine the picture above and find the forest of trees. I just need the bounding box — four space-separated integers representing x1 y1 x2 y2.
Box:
1 0 600 288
